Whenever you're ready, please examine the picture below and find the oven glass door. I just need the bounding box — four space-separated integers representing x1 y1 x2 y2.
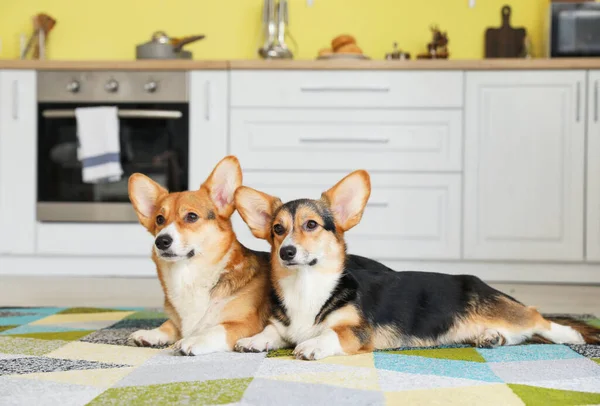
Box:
37 103 189 222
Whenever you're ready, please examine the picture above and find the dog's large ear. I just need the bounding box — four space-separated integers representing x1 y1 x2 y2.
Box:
202 156 242 218
322 170 371 232
235 186 282 240
129 173 168 230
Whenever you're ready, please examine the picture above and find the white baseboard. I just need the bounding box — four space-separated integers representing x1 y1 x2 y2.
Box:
381 260 600 284
1 255 600 283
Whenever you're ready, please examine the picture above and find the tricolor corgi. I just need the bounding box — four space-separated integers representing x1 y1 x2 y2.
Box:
233 170 600 360
127 156 271 356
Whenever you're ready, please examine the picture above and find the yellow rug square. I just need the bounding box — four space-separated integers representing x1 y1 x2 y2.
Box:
268 369 381 391
30 312 134 325
46 341 160 366
317 353 375 368
385 383 525 406
15 367 135 388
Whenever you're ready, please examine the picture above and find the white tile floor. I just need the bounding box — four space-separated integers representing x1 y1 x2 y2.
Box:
1 276 599 315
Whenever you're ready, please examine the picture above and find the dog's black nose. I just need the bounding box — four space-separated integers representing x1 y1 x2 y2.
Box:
279 245 297 261
155 235 173 250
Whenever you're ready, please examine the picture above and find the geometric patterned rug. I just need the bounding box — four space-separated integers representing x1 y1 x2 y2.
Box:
1 307 600 405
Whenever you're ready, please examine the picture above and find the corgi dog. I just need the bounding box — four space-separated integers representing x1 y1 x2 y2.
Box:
233 170 600 360
127 156 271 356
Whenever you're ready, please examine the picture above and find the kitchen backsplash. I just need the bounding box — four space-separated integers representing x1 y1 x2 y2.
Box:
0 0 554 60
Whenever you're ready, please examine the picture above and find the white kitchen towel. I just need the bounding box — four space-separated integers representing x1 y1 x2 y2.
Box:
75 106 123 183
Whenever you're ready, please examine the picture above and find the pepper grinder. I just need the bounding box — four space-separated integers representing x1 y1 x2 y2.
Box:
385 42 410 60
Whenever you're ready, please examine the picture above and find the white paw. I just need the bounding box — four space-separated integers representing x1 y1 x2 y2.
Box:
234 335 274 353
293 334 341 361
129 329 170 347
174 333 229 356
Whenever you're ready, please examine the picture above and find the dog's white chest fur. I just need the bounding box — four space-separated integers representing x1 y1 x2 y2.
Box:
162 260 227 337
276 268 340 343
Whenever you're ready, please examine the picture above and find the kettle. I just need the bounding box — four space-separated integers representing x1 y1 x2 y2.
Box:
136 31 205 60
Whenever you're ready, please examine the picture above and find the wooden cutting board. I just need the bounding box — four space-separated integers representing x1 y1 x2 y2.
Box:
485 5 526 58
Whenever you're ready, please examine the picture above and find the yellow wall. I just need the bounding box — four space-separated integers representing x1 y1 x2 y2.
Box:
0 0 553 61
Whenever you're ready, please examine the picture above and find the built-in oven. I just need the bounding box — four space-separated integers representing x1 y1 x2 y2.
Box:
37 71 189 222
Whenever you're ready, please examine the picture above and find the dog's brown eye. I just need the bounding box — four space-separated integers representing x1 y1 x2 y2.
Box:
156 215 165 225
185 213 199 223
305 220 318 231
273 224 285 235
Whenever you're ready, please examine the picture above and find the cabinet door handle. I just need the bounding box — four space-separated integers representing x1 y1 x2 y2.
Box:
11 80 18 120
576 81 581 122
300 86 390 93
595 80 598 123
299 137 390 144
204 81 211 121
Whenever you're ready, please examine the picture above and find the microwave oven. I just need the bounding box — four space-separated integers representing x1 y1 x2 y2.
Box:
549 2 600 57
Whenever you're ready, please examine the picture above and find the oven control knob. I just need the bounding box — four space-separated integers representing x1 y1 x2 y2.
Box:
66 80 80 93
144 81 158 93
105 79 119 93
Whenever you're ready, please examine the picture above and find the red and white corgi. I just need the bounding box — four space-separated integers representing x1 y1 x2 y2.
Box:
233 170 600 360
127 156 271 355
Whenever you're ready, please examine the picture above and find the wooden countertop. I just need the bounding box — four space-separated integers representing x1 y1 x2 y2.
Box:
229 58 600 70
1 58 600 70
0 60 229 70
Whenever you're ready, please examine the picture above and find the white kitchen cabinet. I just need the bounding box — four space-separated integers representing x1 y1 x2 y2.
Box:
464 71 586 261
231 109 463 172
189 71 228 187
587 71 600 262
0 70 37 254
232 172 461 260
231 71 463 108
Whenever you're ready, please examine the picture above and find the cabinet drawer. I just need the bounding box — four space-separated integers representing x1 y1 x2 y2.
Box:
231 109 462 172
36 223 152 256
231 71 463 108
232 172 461 260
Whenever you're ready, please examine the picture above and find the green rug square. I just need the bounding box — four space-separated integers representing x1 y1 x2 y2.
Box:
0 336 68 356
266 348 294 358
381 347 486 363
88 378 253 405
6 330 94 341
586 318 600 328
509 384 600 406
56 307 124 315
125 311 168 320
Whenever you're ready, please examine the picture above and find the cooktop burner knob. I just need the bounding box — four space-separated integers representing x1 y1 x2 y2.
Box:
105 79 119 93
66 80 80 93
144 81 158 93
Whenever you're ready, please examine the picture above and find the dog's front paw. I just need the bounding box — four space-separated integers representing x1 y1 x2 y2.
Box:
234 325 286 353
234 332 286 353
174 333 229 356
293 335 341 361
129 329 170 347
234 336 270 353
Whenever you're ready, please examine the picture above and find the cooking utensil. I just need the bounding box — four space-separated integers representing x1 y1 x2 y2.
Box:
20 13 56 59
485 5 526 58
258 0 295 59
273 0 293 58
258 0 277 58
135 31 205 60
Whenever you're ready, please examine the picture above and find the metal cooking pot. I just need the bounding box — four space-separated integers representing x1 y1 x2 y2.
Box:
136 31 205 59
